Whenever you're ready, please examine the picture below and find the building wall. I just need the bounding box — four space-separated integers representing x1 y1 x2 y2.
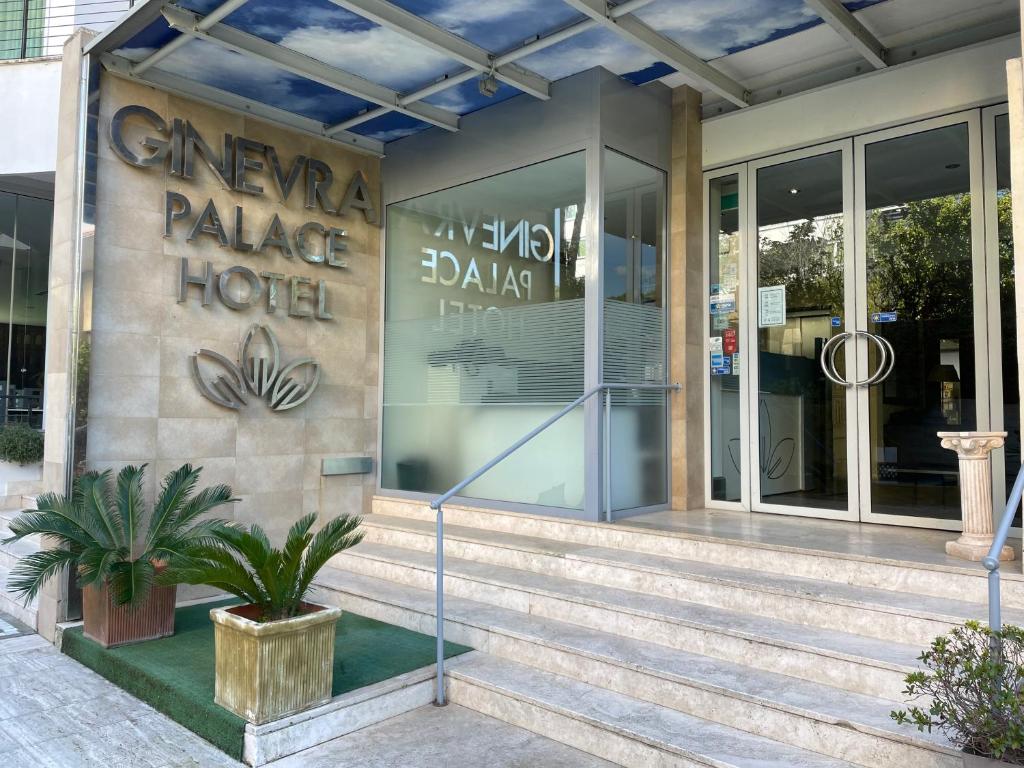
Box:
703 34 1019 170
0 58 61 177
39 30 90 639
669 86 704 510
44 50 381 575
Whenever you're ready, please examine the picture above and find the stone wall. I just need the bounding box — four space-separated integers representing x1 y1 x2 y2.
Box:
669 85 704 510
50 69 381 544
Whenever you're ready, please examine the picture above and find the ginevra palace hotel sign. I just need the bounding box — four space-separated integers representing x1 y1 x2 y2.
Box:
108 104 378 412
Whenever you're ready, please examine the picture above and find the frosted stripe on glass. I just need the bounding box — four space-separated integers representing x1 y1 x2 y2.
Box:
602 300 666 403
383 298 586 406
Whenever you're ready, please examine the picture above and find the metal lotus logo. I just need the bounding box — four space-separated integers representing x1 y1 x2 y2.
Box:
191 324 320 412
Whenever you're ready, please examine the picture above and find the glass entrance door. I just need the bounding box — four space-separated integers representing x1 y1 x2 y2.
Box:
708 109 1002 528
748 143 858 520
856 114 986 528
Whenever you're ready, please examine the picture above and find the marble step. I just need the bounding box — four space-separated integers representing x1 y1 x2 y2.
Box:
335 539 991 653
0 563 37 631
359 514 1013 646
0 493 37 513
448 655 867 768
0 534 38 572
316 568 961 767
372 496 1024 609
0 505 42 568
319 559 916 700
0 504 42 546
314 568 961 768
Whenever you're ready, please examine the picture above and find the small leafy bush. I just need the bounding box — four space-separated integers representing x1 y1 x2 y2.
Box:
891 621 1024 763
0 424 43 465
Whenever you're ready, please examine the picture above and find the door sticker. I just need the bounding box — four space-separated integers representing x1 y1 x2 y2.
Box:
757 285 786 327
723 328 737 355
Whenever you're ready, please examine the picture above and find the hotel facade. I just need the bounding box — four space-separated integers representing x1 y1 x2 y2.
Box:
2 0 1024 764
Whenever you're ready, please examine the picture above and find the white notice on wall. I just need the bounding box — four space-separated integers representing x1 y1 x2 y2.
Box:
758 285 787 328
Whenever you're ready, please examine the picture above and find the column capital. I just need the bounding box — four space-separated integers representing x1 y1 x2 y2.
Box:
937 431 1007 459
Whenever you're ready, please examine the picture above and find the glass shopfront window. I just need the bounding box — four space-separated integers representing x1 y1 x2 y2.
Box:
0 192 51 429
603 150 667 511
381 153 588 508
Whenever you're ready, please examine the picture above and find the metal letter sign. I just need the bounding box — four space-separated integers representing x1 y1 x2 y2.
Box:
192 324 320 412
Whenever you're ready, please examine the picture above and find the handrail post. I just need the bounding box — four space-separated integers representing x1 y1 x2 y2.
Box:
433 501 445 706
981 459 1024 686
603 387 611 522
987 567 1002 665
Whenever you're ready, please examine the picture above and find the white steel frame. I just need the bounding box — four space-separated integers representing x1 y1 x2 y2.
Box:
702 164 749 512
981 103 1019 528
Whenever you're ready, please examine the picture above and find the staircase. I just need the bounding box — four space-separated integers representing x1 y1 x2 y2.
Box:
0 488 40 630
315 496 1021 768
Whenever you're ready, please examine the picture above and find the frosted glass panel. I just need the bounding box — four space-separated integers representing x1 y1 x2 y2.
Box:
382 153 588 509
603 151 667 511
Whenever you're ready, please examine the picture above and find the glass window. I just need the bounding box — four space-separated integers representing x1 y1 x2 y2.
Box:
708 174 741 502
603 150 666 512
0 0 44 60
381 153 588 508
0 192 51 429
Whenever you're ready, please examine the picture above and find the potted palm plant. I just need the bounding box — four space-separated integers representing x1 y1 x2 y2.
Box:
4 463 234 647
174 512 363 724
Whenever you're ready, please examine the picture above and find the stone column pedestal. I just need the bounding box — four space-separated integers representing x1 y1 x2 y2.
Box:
938 431 1015 562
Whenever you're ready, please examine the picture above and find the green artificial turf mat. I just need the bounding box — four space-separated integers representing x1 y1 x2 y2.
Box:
61 599 472 761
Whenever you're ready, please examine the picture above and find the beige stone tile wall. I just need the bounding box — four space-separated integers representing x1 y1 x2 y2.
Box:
669 86 705 510
76 73 381 542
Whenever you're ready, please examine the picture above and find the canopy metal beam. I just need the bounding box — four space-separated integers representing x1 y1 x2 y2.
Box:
804 0 888 69
102 53 385 156
133 0 251 75
560 0 750 107
327 0 551 100
161 5 460 132
326 0 659 135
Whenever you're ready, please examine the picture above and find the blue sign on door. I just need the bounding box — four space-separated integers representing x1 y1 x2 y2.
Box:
871 311 898 323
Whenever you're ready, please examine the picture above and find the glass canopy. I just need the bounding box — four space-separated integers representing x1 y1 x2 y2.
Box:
89 0 893 146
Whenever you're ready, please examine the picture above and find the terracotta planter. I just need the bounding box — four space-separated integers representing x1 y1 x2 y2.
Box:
82 580 177 648
211 603 341 725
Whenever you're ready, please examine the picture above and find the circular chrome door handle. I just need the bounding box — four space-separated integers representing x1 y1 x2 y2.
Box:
863 333 895 386
820 332 853 388
820 330 895 388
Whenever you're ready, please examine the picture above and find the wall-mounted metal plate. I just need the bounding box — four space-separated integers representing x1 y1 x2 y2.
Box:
321 457 374 476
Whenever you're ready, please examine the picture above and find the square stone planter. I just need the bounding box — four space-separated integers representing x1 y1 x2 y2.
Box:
211 603 342 725
82 581 177 648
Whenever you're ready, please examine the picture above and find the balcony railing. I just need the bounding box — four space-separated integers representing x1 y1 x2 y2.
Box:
0 0 133 61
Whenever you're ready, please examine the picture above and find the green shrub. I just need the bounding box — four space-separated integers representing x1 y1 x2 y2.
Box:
892 621 1024 763
0 424 43 465
4 464 235 606
174 513 363 622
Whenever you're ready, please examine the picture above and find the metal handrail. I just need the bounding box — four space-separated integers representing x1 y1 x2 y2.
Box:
427 381 680 705
983 463 1024 660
